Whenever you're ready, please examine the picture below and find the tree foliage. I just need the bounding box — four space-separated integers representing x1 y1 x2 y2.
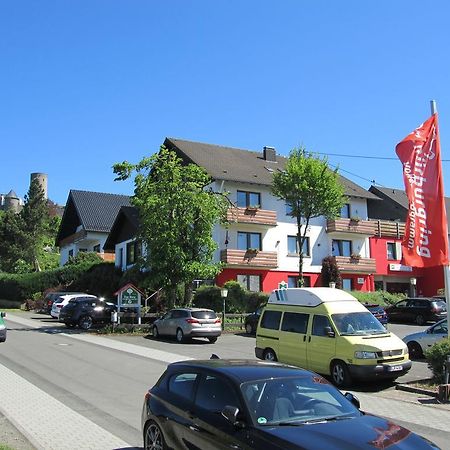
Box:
321 256 342 288
0 179 60 273
113 146 229 307
272 147 346 286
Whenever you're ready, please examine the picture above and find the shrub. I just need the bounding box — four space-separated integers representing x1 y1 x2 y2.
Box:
192 282 268 313
350 290 405 306
321 256 342 288
425 340 450 383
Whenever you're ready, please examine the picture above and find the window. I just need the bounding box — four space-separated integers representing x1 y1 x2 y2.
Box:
288 276 311 288
332 240 352 257
285 202 293 215
168 373 198 400
281 312 309 334
126 241 141 265
342 279 352 291
195 375 240 412
93 244 100 253
340 204 350 218
287 236 310 256
260 311 282 330
237 190 261 208
118 248 123 267
312 315 332 336
237 232 261 251
387 242 397 260
237 274 261 292
68 249 74 258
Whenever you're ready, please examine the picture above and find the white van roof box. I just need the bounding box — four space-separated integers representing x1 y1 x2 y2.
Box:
268 287 358 307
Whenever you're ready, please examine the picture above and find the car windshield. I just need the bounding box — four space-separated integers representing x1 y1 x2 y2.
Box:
240 375 360 426
332 312 387 335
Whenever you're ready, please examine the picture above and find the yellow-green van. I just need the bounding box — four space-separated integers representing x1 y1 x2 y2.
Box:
255 287 411 387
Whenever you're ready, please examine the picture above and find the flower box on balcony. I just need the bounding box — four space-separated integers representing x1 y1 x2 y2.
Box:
350 253 361 261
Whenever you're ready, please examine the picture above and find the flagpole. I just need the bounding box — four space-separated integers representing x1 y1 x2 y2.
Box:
430 100 450 343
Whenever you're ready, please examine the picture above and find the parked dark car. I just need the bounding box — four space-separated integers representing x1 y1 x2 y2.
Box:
364 303 388 326
59 297 116 330
141 359 438 450
385 297 447 325
0 312 6 342
244 306 264 334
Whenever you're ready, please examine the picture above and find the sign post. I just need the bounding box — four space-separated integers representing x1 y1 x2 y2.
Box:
114 284 144 325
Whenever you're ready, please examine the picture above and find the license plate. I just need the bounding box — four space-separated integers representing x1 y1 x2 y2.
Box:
388 365 403 372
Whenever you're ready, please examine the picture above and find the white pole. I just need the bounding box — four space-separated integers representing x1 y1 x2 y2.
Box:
430 100 450 340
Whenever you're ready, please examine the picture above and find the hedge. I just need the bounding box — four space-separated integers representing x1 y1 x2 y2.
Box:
0 262 122 302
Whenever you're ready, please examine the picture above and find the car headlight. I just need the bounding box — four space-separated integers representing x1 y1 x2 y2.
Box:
354 351 377 359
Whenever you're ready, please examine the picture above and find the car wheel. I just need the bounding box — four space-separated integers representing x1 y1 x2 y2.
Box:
415 315 425 325
263 348 277 361
176 328 184 343
78 315 93 330
208 337 217 344
152 326 159 339
65 322 76 328
407 341 423 359
331 360 352 388
144 420 167 450
245 323 254 335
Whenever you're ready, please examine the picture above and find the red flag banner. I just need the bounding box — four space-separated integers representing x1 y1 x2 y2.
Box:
395 113 449 267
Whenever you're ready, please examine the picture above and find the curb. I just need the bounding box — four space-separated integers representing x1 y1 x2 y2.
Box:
396 383 438 397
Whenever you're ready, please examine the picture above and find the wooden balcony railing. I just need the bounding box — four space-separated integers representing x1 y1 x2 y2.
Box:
334 255 376 274
326 218 376 235
220 249 278 268
226 207 277 226
371 220 406 238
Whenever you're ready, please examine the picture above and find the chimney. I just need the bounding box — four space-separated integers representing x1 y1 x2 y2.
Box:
263 146 276 162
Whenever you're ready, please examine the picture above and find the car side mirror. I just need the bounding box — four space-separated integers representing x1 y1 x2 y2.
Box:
221 405 241 425
0 312 6 318
344 392 360 409
324 326 335 338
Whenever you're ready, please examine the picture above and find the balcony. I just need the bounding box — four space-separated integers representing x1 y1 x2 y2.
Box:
326 218 376 236
226 207 277 227
334 255 376 274
371 220 405 238
220 249 278 268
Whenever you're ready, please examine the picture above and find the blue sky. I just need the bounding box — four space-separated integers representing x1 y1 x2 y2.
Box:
2 1 450 205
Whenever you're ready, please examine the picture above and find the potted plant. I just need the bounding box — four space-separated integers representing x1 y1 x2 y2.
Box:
350 253 361 261
246 247 259 255
350 216 361 223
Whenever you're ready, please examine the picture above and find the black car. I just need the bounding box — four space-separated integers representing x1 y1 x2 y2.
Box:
385 297 447 325
59 297 116 330
141 359 439 450
244 306 264 334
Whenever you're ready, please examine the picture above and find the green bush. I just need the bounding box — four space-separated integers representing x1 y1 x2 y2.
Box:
350 290 405 306
192 282 268 313
425 340 450 383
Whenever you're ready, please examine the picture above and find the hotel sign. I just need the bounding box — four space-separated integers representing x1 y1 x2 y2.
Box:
389 264 412 272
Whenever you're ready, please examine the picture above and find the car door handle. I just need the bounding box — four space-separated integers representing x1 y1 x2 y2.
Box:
188 425 200 432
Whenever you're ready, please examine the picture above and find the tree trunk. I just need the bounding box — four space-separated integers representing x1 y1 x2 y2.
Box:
297 215 304 287
184 282 194 306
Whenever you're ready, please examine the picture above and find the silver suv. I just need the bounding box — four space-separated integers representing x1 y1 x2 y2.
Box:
151 308 221 343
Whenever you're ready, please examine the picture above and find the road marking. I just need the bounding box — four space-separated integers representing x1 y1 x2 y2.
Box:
0 363 131 450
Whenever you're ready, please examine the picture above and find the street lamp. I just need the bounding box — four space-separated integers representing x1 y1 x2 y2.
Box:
220 288 228 331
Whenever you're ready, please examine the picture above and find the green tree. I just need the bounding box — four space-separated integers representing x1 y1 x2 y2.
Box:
272 147 346 286
113 146 229 307
20 178 49 271
0 210 28 272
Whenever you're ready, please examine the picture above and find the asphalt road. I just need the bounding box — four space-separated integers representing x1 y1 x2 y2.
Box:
0 312 445 449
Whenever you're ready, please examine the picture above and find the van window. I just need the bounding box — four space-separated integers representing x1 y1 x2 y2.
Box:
281 312 309 334
260 311 282 330
312 315 332 337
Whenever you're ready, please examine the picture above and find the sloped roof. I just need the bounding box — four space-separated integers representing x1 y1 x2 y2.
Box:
103 206 139 250
6 190 19 199
56 190 131 245
164 137 379 200
369 185 450 226
369 186 409 210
